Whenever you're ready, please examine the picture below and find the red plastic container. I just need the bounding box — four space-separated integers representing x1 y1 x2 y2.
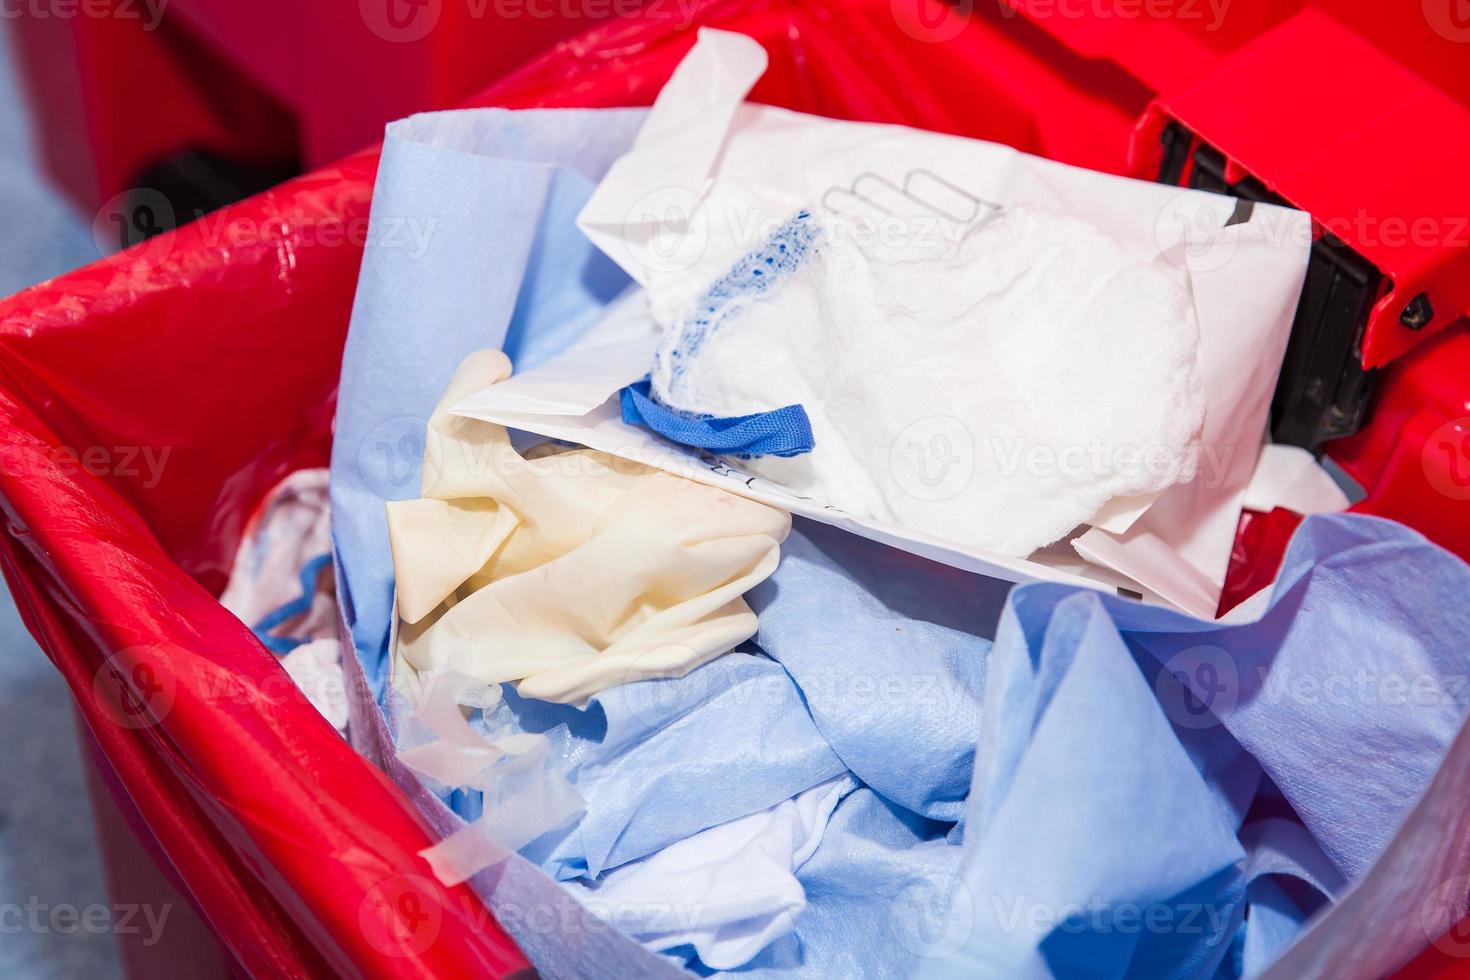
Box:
6 0 624 213
1 0 1467 975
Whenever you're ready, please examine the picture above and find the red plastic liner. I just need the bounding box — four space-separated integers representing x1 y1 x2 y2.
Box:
0 0 1465 974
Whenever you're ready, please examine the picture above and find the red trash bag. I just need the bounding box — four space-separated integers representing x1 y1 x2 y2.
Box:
0 0 1463 975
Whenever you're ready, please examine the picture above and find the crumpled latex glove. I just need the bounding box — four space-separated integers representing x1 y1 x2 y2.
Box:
387 349 791 704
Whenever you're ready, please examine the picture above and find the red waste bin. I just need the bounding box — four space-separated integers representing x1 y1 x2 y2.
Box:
6 0 629 215
0 0 1467 976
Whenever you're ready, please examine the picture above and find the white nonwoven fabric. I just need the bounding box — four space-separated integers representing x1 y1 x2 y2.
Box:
279 639 349 733
386 348 792 705
567 775 853 970
650 200 1205 557
220 467 336 639
219 468 349 732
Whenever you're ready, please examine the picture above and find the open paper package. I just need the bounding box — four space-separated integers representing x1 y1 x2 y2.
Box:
451 32 1335 620
314 28 1470 980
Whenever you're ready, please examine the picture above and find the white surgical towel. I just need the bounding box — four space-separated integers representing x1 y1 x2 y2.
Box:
568 775 854 969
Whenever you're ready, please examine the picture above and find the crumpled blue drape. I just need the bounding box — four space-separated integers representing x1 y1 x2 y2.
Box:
328 104 1470 980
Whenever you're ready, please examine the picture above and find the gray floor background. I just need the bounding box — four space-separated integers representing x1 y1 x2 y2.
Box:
0 26 126 980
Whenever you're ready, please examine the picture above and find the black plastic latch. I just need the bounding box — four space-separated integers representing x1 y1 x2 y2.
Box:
1155 123 1382 452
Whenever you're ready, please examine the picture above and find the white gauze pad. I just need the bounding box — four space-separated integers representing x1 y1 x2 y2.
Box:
650 201 1206 557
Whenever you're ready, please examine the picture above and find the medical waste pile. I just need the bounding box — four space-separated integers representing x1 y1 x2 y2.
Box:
220 29 1470 980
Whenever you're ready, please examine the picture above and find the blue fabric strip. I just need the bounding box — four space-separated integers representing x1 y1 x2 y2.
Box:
252 552 333 655
620 377 814 458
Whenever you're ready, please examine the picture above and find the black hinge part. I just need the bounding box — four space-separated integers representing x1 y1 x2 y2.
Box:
1156 123 1381 453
